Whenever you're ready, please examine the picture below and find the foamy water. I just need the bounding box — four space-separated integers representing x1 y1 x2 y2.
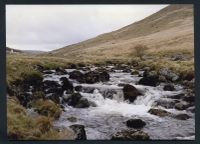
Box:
43 67 195 140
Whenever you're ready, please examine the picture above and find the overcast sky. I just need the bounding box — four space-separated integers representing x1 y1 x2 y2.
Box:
6 5 168 51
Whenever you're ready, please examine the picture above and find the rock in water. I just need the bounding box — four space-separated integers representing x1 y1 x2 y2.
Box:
84 71 100 84
126 119 146 129
69 124 87 140
163 84 175 91
64 93 90 108
75 97 90 108
60 77 74 93
174 114 190 120
99 71 110 82
123 84 141 102
175 101 191 110
75 85 82 92
69 70 84 82
148 108 172 117
111 130 150 140
138 75 159 87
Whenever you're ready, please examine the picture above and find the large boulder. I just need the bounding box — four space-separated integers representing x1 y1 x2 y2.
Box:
148 108 172 117
69 70 84 82
75 97 90 108
126 119 146 129
111 130 150 140
138 71 159 87
69 124 87 140
84 71 100 84
63 93 90 108
60 77 74 93
42 80 63 96
123 84 141 102
99 71 110 82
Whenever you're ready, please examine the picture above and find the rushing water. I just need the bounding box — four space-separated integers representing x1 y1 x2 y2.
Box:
43 67 195 140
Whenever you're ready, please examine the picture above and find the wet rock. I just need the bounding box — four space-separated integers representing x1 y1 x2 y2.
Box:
67 116 77 122
118 83 126 87
154 99 178 109
114 64 130 70
122 68 132 73
64 93 82 106
60 77 74 93
69 70 84 82
64 93 90 108
111 130 150 140
175 101 191 110
84 71 100 84
148 108 172 117
99 71 110 82
187 106 195 113
55 67 68 75
88 101 97 107
69 124 87 140
166 93 184 99
43 80 60 89
126 119 146 129
174 114 190 120
75 85 82 92
100 89 117 99
75 97 90 108
159 68 179 82
43 80 63 96
82 87 95 93
123 84 141 102
183 95 195 103
138 75 159 87
163 84 175 91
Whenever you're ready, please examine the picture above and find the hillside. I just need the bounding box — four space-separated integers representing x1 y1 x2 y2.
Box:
45 4 193 62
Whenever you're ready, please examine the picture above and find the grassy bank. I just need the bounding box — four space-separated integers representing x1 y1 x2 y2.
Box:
7 48 194 140
7 97 74 140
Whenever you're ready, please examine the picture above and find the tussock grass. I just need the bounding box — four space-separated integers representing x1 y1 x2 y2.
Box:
33 99 62 120
7 97 73 140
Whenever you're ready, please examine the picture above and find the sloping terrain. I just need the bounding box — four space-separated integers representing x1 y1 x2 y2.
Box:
45 4 193 62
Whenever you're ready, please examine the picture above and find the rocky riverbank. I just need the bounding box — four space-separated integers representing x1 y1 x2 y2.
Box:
7 62 195 140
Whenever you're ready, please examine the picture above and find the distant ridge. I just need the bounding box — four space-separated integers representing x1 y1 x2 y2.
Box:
45 5 194 61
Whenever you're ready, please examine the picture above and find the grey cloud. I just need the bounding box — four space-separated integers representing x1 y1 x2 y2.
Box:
6 5 168 51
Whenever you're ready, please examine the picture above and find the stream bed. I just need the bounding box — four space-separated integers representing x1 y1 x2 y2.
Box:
43 66 195 140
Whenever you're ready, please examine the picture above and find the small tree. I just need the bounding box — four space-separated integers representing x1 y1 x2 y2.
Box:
134 44 148 60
